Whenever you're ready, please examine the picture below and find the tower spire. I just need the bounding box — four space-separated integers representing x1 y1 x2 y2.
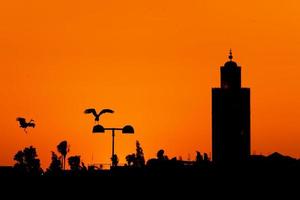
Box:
229 49 233 61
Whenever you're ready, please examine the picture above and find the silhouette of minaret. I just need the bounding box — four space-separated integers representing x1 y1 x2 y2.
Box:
212 50 250 164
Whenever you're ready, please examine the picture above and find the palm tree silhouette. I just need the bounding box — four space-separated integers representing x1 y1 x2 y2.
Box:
57 141 69 170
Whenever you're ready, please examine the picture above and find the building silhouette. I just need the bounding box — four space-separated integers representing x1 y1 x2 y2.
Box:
212 50 250 164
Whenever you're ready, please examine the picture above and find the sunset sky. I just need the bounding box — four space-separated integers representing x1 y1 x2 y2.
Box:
1 0 300 169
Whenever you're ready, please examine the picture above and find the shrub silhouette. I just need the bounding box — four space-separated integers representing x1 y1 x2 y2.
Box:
47 151 62 174
157 149 168 160
68 156 81 171
125 140 145 167
135 141 145 167
13 146 42 175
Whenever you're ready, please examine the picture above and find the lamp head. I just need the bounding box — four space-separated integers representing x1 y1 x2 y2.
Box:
122 125 134 134
93 124 105 133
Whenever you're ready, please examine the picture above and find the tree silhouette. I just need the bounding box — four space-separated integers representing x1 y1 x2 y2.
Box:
68 156 81 171
23 146 41 173
203 153 209 163
47 151 62 174
81 162 87 172
126 153 136 166
135 140 145 167
157 149 168 160
14 151 24 165
196 151 203 164
13 146 42 175
125 141 145 167
57 140 69 170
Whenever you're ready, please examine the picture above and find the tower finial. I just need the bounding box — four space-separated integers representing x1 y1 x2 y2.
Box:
229 49 233 61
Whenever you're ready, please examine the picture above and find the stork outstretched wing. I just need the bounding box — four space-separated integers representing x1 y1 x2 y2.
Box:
99 109 114 116
84 108 97 117
16 117 27 126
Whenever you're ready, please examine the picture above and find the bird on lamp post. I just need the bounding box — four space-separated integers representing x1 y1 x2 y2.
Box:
84 108 114 124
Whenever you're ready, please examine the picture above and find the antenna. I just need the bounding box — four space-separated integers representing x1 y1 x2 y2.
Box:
229 49 233 61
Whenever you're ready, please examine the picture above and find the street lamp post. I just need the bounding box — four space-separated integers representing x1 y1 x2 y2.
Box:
92 124 134 167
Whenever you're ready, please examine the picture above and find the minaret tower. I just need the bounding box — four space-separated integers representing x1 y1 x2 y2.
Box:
212 50 250 164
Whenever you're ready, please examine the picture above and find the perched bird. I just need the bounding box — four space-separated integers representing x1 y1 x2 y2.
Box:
16 117 35 133
84 108 114 123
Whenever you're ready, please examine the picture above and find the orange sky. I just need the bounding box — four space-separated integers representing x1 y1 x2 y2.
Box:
1 0 300 169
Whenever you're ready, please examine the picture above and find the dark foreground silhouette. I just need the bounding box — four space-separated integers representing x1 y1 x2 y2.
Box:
0 153 299 198
1 143 299 197
2 152 300 179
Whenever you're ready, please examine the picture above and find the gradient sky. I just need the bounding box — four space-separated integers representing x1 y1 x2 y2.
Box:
1 0 300 169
